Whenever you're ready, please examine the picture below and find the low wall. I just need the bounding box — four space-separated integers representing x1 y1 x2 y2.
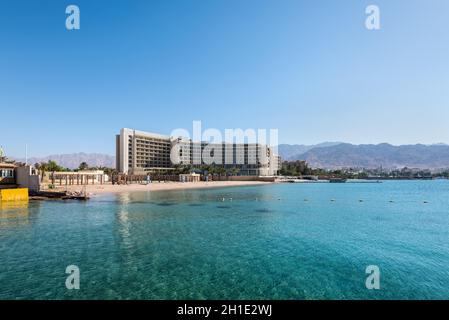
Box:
0 188 29 202
214 176 276 182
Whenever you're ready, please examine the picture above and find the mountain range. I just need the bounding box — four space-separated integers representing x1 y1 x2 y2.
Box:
13 153 115 170
11 143 449 170
278 143 449 169
276 142 342 160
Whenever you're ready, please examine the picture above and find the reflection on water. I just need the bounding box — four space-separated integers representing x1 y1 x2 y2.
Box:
117 192 132 205
0 200 29 211
1 181 449 299
116 194 131 247
0 201 30 227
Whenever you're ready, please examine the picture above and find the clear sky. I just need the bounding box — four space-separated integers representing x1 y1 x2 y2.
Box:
1 0 448 157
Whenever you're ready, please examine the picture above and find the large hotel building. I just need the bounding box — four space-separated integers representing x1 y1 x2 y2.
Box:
116 128 281 176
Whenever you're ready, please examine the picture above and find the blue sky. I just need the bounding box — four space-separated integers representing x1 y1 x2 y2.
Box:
1 0 448 157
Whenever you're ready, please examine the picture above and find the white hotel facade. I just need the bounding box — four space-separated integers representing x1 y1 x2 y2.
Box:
116 128 281 176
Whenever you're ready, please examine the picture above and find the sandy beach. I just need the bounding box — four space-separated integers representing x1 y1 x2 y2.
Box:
53 180 274 196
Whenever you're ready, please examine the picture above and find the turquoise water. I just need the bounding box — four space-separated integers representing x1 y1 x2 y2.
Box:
1 180 449 299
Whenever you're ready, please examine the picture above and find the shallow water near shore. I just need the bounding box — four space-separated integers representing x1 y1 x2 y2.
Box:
1 180 449 299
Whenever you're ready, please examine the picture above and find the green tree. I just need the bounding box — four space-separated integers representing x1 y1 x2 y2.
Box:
78 162 89 171
47 160 64 172
230 167 240 176
280 160 311 176
216 166 226 176
35 162 47 182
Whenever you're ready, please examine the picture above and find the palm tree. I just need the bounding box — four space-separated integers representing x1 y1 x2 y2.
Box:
217 166 226 176
78 162 89 171
0 146 5 162
35 162 47 182
47 160 62 172
230 167 240 176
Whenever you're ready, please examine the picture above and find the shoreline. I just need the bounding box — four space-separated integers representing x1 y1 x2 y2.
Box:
52 180 275 197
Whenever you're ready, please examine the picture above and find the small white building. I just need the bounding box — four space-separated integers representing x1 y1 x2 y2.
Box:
50 170 109 185
16 165 40 192
179 173 201 182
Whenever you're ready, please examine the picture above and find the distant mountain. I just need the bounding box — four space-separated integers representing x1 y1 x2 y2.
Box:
431 143 449 146
12 143 449 171
297 143 449 169
13 153 115 169
278 142 342 160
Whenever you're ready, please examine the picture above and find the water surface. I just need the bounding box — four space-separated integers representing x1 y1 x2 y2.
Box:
1 181 449 299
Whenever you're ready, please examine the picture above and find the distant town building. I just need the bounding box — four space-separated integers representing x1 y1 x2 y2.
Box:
116 128 280 176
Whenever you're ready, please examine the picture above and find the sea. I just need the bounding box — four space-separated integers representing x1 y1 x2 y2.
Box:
1 180 448 299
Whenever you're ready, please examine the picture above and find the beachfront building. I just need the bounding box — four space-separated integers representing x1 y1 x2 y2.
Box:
0 147 41 191
0 147 15 187
115 128 280 176
0 163 16 187
0 163 40 192
179 173 201 182
48 170 109 186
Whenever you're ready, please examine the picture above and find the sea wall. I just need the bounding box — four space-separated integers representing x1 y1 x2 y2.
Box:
0 188 29 202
